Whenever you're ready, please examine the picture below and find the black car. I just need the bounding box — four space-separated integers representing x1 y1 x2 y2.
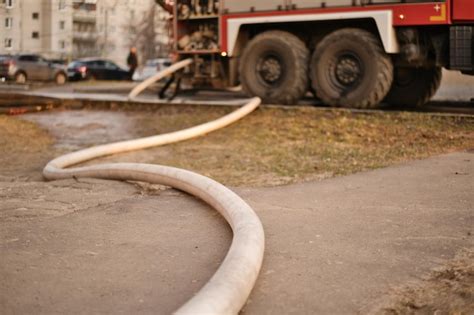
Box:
67 58 130 81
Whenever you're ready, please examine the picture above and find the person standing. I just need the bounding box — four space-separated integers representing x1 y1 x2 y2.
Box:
127 47 138 80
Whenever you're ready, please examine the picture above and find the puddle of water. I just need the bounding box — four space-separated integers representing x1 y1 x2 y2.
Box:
22 110 136 151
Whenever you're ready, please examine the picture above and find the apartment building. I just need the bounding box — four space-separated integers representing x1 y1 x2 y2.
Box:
1 0 169 65
0 0 73 59
72 0 98 58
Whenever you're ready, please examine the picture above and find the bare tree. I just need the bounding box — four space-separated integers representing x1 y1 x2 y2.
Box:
97 0 119 58
124 2 169 63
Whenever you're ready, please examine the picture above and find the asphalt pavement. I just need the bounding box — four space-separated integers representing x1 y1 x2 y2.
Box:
1 70 473 111
1 152 472 314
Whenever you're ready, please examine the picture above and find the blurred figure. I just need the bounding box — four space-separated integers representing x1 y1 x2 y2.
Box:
127 47 138 80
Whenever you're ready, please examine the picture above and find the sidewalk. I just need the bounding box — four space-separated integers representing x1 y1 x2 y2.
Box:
241 151 473 313
1 152 473 314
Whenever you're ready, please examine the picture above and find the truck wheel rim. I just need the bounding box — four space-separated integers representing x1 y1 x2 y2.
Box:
256 53 284 86
329 52 364 90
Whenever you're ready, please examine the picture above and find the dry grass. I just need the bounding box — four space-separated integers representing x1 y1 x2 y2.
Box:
133 105 474 187
1 105 473 186
0 116 53 178
369 249 474 315
0 116 52 154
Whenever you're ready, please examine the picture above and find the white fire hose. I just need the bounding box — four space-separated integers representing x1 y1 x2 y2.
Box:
128 59 193 100
43 59 265 314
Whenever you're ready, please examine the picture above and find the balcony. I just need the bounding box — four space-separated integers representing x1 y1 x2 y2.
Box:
73 9 97 23
73 31 98 42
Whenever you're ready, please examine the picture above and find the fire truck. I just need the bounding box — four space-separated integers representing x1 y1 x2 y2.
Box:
156 0 474 108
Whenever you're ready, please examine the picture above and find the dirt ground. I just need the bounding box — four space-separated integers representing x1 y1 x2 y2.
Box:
368 249 474 315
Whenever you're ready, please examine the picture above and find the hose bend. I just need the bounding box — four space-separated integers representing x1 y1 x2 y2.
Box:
44 60 264 315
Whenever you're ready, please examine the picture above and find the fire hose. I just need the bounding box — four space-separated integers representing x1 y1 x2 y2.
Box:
43 59 265 314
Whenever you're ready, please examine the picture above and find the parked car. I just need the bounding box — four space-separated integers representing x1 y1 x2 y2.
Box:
0 54 68 84
132 58 172 81
67 58 130 81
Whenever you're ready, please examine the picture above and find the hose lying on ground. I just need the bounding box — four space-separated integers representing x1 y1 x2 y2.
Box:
43 59 265 315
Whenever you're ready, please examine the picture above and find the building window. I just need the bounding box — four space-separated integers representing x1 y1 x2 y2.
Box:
58 0 66 10
32 32 39 39
5 17 13 28
6 0 13 9
4 38 12 48
59 20 65 29
59 40 66 49
32 12 39 20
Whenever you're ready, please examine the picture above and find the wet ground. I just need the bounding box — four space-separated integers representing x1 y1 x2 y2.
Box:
26 111 136 151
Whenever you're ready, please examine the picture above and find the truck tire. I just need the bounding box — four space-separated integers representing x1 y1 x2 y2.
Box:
310 28 393 109
240 30 309 105
384 67 442 107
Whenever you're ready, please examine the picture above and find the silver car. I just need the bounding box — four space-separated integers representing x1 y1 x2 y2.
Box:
0 54 68 84
132 58 172 81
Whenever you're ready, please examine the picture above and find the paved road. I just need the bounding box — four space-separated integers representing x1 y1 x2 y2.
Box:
435 70 474 102
2 70 473 110
1 152 472 314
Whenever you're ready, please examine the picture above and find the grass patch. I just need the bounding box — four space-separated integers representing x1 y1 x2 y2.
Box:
134 106 474 187
0 116 52 154
0 116 54 177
